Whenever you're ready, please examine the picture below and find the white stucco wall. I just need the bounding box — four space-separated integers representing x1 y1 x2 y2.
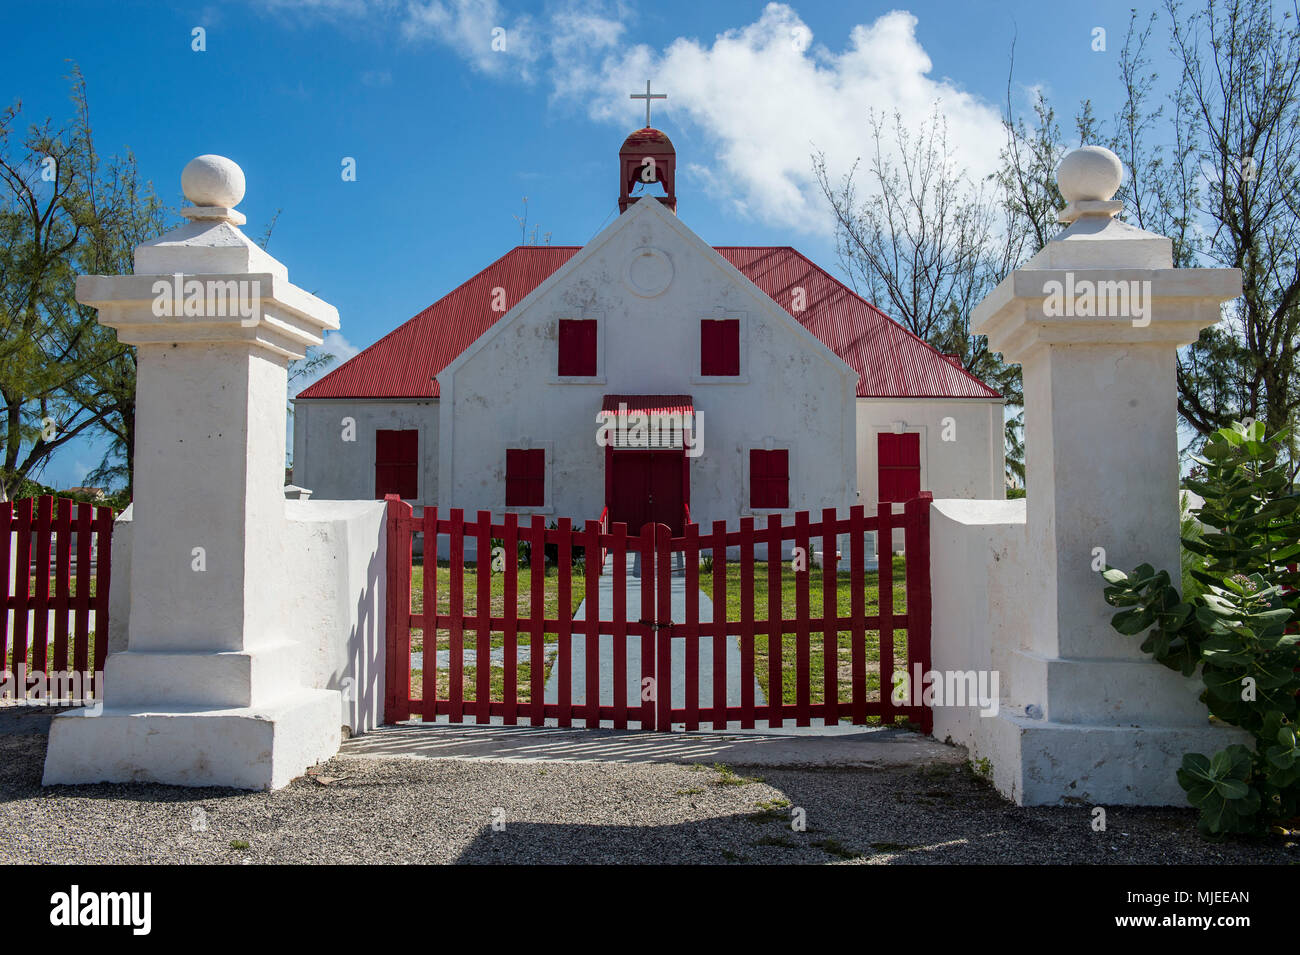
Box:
437 198 858 530
929 498 1028 753
282 499 387 735
292 398 439 506
107 505 133 656
856 398 1005 551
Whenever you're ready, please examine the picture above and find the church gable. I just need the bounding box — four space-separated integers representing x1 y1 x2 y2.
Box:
295 239 1000 402
436 195 855 394
436 189 860 525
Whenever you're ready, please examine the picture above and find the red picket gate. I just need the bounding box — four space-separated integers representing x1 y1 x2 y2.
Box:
2 495 114 699
384 495 932 732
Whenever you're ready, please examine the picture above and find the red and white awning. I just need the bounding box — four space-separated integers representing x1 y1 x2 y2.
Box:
598 394 696 450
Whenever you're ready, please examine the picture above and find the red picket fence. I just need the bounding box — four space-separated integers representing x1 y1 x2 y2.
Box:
2 495 114 699
384 495 932 732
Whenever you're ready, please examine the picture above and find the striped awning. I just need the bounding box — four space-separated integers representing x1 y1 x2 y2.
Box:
598 395 695 450
599 394 694 416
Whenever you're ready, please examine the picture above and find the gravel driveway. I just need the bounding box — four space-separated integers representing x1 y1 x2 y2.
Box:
0 707 1293 865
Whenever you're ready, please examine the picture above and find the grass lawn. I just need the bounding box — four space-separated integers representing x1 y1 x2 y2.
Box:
703 556 912 720
405 560 586 704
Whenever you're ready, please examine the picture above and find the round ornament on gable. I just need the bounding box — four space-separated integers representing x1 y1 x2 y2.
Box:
624 247 674 298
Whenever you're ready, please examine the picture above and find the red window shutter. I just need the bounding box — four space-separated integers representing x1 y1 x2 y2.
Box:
557 319 598 376
701 319 740 376
896 433 921 501
723 321 740 375
506 448 545 507
877 432 921 503
750 449 789 509
375 429 418 500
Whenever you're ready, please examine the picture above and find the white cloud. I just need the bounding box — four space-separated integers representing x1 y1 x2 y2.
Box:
254 1 1007 235
321 330 361 363
255 0 392 19
553 4 1006 233
292 331 362 396
401 0 540 77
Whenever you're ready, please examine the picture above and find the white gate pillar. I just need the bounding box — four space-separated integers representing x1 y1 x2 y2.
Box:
967 146 1245 804
43 155 343 790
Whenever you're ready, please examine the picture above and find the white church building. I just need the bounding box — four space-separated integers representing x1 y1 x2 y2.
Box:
292 125 1005 535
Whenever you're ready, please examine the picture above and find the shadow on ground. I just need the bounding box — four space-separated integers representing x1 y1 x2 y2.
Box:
0 714 1294 864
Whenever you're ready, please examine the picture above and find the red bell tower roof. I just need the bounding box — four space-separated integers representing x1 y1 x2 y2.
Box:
620 127 676 154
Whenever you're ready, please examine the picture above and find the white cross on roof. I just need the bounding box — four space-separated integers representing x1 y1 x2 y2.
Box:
630 81 667 128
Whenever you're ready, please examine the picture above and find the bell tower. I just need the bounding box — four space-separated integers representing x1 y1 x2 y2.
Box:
619 82 676 214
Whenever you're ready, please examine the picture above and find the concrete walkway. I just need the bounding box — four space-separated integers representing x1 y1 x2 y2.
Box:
344 721 959 768
542 553 765 711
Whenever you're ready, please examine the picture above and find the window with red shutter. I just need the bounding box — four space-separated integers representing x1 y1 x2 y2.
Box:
700 319 740 376
557 319 598 376
375 429 418 500
877 432 921 503
505 448 545 507
749 449 789 508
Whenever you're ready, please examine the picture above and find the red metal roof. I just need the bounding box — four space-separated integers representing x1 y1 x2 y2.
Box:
599 395 694 416
296 246 1001 401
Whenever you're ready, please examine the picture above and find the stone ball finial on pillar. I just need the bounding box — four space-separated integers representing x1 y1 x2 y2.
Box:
180 154 247 225
1056 145 1125 224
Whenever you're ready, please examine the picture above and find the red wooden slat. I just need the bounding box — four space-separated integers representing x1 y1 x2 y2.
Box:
794 510 811 727
684 522 699 731
739 516 755 729
502 513 518 724
448 508 465 722
475 510 492 724
878 501 895 726
384 496 400 721
655 523 672 730
849 505 867 725
383 496 413 722
529 516 546 726
905 493 934 733
640 522 657 730
711 520 728 730
91 505 113 697
422 506 439 720
11 499 32 679
52 499 72 676
556 517 573 727
767 514 783 728
31 496 52 673
0 502 9 683
822 507 838 727
584 518 600 728
611 522 628 729
71 502 89 679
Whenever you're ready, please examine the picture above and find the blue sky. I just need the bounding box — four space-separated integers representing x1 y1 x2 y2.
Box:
5 0 1169 488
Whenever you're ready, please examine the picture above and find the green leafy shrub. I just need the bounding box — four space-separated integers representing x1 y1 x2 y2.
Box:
1099 421 1300 835
1179 493 1206 600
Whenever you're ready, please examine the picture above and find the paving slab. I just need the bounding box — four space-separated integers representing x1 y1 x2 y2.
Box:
542 553 765 709
342 721 964 769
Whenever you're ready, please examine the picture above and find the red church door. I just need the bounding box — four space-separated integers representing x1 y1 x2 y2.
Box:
609 451 685 535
